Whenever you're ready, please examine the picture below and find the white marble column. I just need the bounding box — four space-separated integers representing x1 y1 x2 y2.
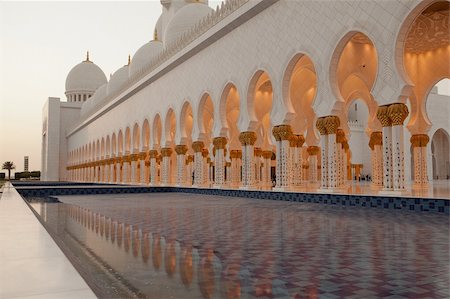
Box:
254 147 262 187
149 150 159 186
230 150 242 188
316 117 328 189
325 116 340 189
261 150 272 189
377 105 394 190
192 141 205 187
369 132 383 187
387 103 409 191
160 148 173 186
239 132 257 189
186 155 194 186
175 145 188 186
213 137 227 188
410 134 430 187
130 154 138 184
139 152 146 184
307 146 320 185
272 125 292 190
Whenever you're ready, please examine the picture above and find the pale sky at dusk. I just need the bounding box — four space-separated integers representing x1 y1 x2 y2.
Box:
0 1 448 175
0 1 223 174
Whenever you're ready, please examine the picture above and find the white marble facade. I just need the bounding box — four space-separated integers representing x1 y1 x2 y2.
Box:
42 0 450 192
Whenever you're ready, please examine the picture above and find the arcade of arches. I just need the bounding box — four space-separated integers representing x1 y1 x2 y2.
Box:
66 2 449 195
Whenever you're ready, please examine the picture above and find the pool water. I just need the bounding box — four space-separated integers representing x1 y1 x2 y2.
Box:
30 193 449 299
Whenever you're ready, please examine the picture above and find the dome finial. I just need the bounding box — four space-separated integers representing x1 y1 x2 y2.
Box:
127 54 131 65
85 51 90 62
154 28 158 41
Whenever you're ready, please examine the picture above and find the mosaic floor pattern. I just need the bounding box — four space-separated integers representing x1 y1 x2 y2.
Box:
30 193 449 299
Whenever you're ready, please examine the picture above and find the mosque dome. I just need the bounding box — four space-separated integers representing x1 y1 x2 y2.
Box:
129 40 163 78
107 63 130 95
164 3 213 46
65 54 107 94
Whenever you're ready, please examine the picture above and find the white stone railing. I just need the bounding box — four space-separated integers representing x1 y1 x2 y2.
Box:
72 0 249 130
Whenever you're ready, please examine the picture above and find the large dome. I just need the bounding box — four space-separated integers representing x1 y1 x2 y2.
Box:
107 64 130 95
164 3 212 46
129 40 163 78
65 58 107 93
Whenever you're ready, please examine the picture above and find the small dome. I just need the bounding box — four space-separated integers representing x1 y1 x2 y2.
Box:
65 58 107 93
129 40 163 78
164 3 212 46
107 64 130 95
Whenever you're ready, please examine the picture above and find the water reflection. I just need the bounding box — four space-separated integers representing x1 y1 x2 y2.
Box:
31 193 449 299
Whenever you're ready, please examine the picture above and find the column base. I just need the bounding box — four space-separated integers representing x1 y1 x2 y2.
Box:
239 186 256 190
412 183 429 189
317 188 335 193
213 184 225 189
273 187 291 192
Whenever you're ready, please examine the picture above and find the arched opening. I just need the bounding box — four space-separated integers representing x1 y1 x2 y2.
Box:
198 94 214 147
286 54 318 145
125 127 131 154
248 71 273 150
220 83 241 150
142 119 150 150
346 99 370 181
400 1 449 134
153 114 162 149
133 123 140 153
106 136 111 157
431 129 450 180
180 101 194 149
165 109 176 148
101 138 105 159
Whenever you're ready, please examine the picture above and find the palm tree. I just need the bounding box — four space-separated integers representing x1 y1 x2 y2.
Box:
2 161 15 181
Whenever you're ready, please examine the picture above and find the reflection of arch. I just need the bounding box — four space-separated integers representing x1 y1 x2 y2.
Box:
431 128 450 180
219 83 240 149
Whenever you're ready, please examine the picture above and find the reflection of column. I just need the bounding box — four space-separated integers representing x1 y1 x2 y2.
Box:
272 125 292 190
316 117 328 189
377 105 393 190
192 141 205 187
388 103 409 191
307 146 320 184
410 134 429 187
369 132 383 187
261 150 272 188
175 145 188 186
161 147 173 186
325 116 340 189
149 150 159 186
213 137 227 188
230 150 242 188
239 131 257 189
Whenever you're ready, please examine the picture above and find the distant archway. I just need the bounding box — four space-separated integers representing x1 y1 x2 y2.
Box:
431 128 450 180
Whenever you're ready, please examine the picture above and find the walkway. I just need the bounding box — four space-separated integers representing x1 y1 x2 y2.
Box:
0 182 96 299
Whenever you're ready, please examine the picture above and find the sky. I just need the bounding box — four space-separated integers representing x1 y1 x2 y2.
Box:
0 1 222 174
0 1 448 175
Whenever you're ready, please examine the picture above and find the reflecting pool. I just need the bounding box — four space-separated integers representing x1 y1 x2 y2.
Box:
30 193 449 299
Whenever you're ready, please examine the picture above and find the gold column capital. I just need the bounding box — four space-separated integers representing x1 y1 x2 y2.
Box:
149 150 159 159
138 152 147 160
410 134 430 147
369 131 383 150
336 129 346 143
307 146 320 156
262 150 272 159
387 103 409 126
192 141 205 152
201 148 209 158
296 134 305 147
272 126 281 141
161 147 173 157
175 144 188 155
230 149 242 159
239 131 257 145
226 162 231 167
213 137 227 149
277 124 292 141
316 117 328 135
254 147 262 157
289 135 298 147
325 115 340 135
376 105 392 127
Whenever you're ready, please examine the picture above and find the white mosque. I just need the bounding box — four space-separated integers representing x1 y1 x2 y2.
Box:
41 0 450 195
